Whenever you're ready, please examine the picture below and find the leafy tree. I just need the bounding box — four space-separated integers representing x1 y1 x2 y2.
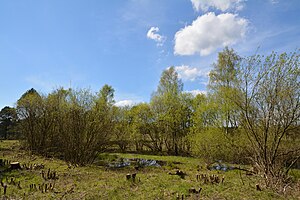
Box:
16 86 116 165
61 86 115 164
209 47 241 134
191 93 218 131
16 88 44 151
112 106 132 151
0 106 17 139
151 67 191 155
91 84 115 151
44 87 70 152
130 103 155 151
61 88 94 164
96 84 115 109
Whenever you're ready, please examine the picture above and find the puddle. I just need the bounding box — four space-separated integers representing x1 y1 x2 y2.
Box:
107 158 165 169
135 158 162 167
108 158 130 168
207 161 235 171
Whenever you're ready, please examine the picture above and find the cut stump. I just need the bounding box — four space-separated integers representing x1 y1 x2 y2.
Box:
10 162 21 170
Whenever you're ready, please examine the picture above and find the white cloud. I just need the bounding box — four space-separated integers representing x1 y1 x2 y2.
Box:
185 89 207 96
115 100 134 107
174 12 248 56
191 0 245 12
174 65 208 81
147 27 166 46
115 100 136 107
114 92 145 107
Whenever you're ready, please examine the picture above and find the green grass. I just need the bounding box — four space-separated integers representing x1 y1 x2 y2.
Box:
0 140 299 199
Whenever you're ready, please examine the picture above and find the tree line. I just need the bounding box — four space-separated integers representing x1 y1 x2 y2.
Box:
1 48 299 188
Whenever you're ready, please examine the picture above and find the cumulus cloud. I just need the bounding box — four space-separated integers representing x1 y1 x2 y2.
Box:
191 0 245 12
147 27 166 46
174 12 248 56
115 100 136 107
185 89 207 96
174 65 207 81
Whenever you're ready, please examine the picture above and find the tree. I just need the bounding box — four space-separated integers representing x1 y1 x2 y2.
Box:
151 67 191 155
130 103 155 151
61 85 115 164
191 93 218 131
16 86 116 165
234 50 300 188
43 87 70 154
92 84 115 151
16 88 44 150
112 106 132 151
209 47 241 134
96 84 115 108
0 106 17 139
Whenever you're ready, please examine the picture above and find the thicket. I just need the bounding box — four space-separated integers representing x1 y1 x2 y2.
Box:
16 86 115 164
3 48 299 189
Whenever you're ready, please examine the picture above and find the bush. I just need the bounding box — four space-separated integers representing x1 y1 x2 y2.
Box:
189 128 250 164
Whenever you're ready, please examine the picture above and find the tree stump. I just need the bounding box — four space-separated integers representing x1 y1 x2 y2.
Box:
10 162 21 170
126 174 131 180
132 173 136 182
188 187 196 193
256 184 262 191
3 184 7 195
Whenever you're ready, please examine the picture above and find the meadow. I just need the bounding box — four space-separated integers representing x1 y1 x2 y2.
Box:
0 140 299 199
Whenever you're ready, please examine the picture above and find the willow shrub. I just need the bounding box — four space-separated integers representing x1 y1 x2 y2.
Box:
190 128 250 164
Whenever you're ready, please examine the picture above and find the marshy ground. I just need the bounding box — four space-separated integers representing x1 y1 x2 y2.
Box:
0 140 299 199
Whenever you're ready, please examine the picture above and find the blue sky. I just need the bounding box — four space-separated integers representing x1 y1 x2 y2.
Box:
0 0 299 108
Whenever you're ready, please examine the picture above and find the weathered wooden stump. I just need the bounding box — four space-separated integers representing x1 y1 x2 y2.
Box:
188 187 196 193
3 184 7 195
41 170 45 179
17 181 22 189
132 173 136 182
126 174 131 180
256 184 262 191
10 162 21 170
188 187 202 194
47 168 51 179
176 170 186 179
221 176 225 183
198 187 202 194
10 177 15 185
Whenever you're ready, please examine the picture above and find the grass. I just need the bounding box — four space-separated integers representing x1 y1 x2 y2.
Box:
0 140 299 199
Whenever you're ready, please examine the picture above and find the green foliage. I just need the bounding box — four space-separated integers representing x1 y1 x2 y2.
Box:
155 66 183 96
150 67 192 155
16 88 45 150
191 94 218 131
189 128 234 163
11 48 300 193
234 50 300 186
130 103 154 151
0 106 17 139
16 86 116 165
0 141 299 199
208 47 241 132
111 106 132 151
